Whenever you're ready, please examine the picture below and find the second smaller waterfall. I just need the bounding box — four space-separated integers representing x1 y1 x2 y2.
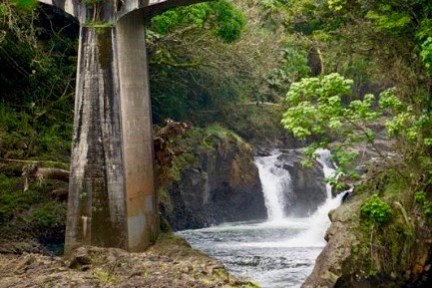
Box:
286 149 345 246
255 152 291 221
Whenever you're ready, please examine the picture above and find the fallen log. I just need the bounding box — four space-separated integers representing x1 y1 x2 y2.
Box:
22 164 70 192
9 119 188 197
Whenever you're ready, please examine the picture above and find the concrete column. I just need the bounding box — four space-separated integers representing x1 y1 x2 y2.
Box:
65 25 128 252
117 11 159 252
38 0 191 254
64 11 158 253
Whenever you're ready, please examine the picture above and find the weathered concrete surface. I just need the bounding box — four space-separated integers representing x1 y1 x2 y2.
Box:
117 10 158 252
65 26 128 252
35 0 209 252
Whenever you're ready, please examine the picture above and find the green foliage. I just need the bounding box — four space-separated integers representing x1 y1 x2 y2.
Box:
416 18 432 42
211 0 246 43
219 104 289 145
0 1 77 132
378 88 404 112
361 194 392 225
148 1 289 124
92 269 117 283
0 103 72 161
328 0 346 11
282 73 353 138
421 37 432 75
150 0 245 43
0 175 39 224
25 201 66 233
281 73 380 179
148 1 245 122
414 191 432 219
157 187 172 211
365 5 411 32
83 0 104 5
0 172 67 244
151 5 210 35
266 45 310 94
13 0 37 11
378 87 432 155
151 10 180 34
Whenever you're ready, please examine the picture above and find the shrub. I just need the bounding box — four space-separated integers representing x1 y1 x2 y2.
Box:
361 194 392 224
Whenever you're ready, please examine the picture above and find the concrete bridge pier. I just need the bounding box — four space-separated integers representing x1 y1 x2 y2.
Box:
117 11 159 252
65 11 157 253
36 0 205 253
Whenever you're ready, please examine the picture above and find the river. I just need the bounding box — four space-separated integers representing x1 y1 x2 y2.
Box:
178 149 344 287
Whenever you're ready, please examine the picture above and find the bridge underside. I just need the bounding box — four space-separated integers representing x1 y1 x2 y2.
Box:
34 0 207 252
37 0 207 22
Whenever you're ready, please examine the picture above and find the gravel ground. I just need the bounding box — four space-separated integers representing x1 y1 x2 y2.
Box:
0 234 258 288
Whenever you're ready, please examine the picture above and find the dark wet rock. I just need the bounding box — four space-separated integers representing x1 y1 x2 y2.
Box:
164 140 267 231
254 147 273 157
277 149 327 217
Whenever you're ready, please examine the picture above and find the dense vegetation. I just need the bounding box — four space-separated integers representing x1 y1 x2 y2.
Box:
275 0 432 284
1 0 432 285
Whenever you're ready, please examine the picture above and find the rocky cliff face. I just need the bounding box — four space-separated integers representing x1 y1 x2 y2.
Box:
303 187 432 288
159 126 267 231
158 125 332 231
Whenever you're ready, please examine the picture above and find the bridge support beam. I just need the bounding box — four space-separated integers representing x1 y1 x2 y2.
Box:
36 0 207 254
65 11 157 253
117 11 159 252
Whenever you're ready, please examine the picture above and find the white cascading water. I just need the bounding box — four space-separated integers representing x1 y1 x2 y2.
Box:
249 149 344 247
284 148 345 247
179 149 347 288
255 152 291 221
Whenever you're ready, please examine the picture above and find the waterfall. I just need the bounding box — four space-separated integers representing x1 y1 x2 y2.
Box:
255 152 291 221
254 148 345 246
288 149 345 246
314 148 336 199
180 149 347 288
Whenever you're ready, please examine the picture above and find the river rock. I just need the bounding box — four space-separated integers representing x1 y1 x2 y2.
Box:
302 197 362 288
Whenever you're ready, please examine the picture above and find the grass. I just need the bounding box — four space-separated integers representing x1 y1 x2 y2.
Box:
0 102 70 243
92 268 117 283
0 173 67 243
0 104 72 162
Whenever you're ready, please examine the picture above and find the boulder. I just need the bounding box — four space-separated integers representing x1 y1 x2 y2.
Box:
302 198 362 288
278 149 327 217
163 135 267 231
